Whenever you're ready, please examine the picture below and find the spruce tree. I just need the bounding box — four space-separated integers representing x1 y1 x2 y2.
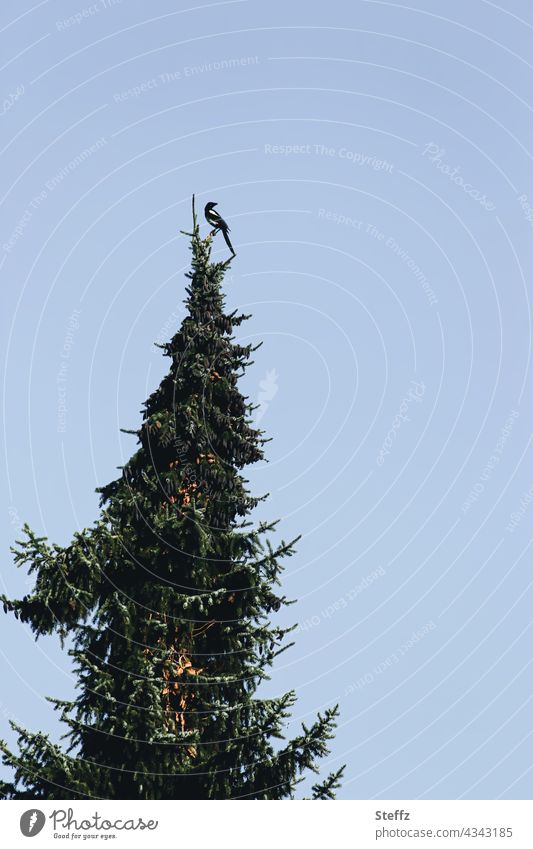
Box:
0 198 343 800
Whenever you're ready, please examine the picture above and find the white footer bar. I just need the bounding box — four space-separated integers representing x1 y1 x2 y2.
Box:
2 800 532 848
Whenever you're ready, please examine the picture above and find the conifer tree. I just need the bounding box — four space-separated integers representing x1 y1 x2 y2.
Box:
0 198 343 800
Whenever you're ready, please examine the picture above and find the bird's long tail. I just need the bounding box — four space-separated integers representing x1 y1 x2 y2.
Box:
221 227 236 256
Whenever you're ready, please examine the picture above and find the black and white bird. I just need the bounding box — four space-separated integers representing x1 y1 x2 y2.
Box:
204 201 236 257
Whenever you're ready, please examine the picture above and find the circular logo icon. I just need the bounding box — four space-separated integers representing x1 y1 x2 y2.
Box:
20 809 46 837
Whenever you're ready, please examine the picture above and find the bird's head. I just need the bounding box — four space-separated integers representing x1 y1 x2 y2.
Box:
205 201 218 211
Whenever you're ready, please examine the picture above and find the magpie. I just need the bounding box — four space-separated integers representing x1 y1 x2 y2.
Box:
204 201 236 256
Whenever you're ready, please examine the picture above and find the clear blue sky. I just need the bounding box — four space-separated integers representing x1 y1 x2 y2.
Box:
1 0 532 799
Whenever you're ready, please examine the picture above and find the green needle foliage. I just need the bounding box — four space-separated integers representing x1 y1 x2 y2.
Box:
0 198 343 800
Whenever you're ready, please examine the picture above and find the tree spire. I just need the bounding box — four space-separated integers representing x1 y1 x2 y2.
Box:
0 199 343 799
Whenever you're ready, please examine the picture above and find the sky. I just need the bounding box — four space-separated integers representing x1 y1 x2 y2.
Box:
0 0 532 800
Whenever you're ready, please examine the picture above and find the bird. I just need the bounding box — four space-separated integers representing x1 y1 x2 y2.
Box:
204 201 236 256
